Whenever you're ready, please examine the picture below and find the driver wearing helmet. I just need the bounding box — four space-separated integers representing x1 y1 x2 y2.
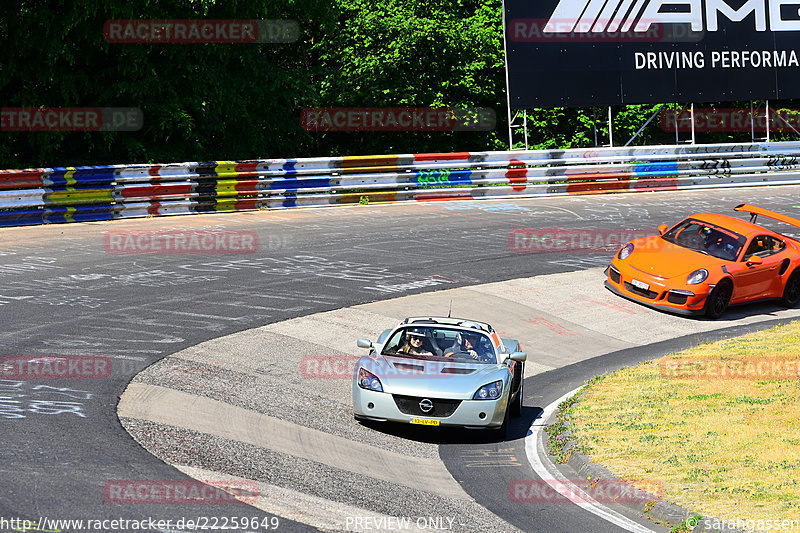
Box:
708 235 738 260
444 330 491 361
397 328 434 356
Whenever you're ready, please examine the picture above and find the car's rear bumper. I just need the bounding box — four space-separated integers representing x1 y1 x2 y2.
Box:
604 264 710 316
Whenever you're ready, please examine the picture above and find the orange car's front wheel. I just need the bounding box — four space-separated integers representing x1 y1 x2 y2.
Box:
705 279 732 319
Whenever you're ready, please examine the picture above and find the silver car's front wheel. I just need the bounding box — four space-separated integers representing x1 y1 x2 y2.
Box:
510 373 523 417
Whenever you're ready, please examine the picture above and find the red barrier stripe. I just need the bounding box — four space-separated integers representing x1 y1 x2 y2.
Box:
0 170 45 190
120 184 193 198
148 165 162 182
415 193 474 201
234 179 259 192
567 181 632 194
339 192 398 204
566 172 633 181
506 159 528 192
234 199 258 210
235 162 259 175
632 178 678 191
565 171 634 194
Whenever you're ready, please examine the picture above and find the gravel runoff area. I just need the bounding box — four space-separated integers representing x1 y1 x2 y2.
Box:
119 268 800 532
122 418 519 533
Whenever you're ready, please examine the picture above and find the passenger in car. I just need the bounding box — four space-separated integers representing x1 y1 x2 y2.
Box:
707 236 738 260
395 328 434 356
444 332 492 362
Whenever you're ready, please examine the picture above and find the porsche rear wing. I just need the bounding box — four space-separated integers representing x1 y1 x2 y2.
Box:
734 204 800 231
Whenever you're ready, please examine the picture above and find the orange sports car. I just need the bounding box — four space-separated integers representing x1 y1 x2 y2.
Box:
605 204 800 318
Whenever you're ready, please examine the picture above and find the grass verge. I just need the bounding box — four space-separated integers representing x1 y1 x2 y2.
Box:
567 322 800 526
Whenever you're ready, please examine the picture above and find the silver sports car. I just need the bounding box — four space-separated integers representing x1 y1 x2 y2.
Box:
353 317 527 435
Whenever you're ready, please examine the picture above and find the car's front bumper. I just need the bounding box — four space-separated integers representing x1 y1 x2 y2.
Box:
605 264 710 316
353 384 508 428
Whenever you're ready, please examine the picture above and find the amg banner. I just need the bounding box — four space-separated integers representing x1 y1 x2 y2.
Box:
505 0 800 107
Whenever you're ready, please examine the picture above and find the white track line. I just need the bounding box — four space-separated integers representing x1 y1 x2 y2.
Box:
524 387 659 533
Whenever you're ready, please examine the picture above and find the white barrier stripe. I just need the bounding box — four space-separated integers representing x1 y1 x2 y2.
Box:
104 152 800 186
5 142 800 225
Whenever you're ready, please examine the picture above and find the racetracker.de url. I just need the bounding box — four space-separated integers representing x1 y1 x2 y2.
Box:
0 516 280 531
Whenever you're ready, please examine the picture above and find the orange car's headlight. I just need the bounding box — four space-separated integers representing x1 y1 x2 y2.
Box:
687 269 709 285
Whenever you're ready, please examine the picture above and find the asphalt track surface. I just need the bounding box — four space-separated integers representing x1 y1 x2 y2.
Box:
2 187 800 532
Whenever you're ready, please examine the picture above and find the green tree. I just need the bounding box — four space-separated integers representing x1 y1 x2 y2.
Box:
1 0 335 167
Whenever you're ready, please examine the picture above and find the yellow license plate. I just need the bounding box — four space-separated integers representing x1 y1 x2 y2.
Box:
411 418 440 426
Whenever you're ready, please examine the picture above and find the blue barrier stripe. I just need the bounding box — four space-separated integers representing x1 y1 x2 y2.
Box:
0 216 45 227
634 171 682 179
270 178 330 190
282 160 297 176
0 208 47 218
44 204 115 214
48 176 116 186
45 212 115 223
634 162 678 176
71 166 117 177
47 166 116 185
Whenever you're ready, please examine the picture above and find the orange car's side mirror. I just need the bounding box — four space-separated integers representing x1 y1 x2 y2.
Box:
746 255 763 266
658 224 668 235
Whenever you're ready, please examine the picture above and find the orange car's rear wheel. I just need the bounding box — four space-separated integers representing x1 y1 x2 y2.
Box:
705 279 732 319
780 270 800 308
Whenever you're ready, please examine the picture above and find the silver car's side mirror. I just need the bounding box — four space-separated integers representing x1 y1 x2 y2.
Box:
357 338 373 349
507 351 527 362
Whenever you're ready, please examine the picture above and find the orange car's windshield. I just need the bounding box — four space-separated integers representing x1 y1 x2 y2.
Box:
662 219 746 261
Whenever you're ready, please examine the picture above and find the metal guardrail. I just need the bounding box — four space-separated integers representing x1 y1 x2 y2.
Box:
3 141 800 227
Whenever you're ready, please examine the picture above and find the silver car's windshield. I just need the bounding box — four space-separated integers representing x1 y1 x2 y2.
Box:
381 326 497 364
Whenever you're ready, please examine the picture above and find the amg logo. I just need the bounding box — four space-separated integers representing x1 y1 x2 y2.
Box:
544 0 800 33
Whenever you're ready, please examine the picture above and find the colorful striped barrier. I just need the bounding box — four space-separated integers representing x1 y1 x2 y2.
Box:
2 141 800 227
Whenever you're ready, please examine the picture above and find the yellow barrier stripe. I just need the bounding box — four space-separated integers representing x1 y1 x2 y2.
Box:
214 198 237 212
214 161 239 178
64 167 77 187
47 189 114 205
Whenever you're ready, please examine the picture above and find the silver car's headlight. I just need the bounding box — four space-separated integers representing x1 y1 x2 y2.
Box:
618 242 634 260
357 367 383 392
686 268 709 285
473 380 503 400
